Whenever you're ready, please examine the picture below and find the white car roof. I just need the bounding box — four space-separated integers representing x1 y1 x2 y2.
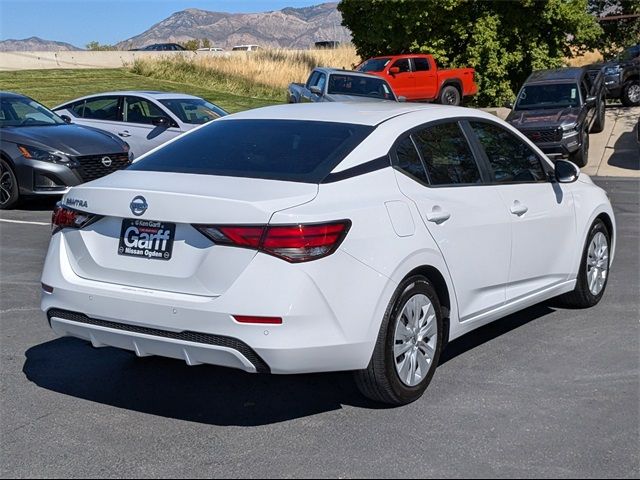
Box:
222 102 494 126
58 91 203 105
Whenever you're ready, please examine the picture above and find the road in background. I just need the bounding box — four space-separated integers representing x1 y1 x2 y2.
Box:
0 179 638 478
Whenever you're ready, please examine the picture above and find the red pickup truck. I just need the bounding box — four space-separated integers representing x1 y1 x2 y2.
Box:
357 54 478 106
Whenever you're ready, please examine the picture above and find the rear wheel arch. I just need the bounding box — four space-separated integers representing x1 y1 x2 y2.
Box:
403 265 451 345
440 79 462 95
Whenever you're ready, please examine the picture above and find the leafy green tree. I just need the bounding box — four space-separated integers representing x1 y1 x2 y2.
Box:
201 38 212 49
338 0 602 106
589 0 640 58
86 41 117 51
183 39 200 51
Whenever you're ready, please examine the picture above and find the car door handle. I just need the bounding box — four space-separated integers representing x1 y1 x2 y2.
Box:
426 208 451 224
510 201 529 217
118 131 131 137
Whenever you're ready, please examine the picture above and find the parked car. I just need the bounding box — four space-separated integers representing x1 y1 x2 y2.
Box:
53 92 228 158
595 44 640 107
197 47 224 52
314 41 340 49
506 67 606 167
42 102 615 406
0 92 131 209
130 43 186 51
288 68 399 103
356 54 478 106
231 45 261 51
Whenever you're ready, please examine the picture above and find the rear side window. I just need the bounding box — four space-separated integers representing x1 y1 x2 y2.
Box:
76 96 121 121
128 119 374 183
395 136 429 184
471 122 547 183
413 58 430 71
412 122 482 185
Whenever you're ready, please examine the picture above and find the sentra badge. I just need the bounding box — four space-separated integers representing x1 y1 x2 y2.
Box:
130 196 148 216
65 197 88 208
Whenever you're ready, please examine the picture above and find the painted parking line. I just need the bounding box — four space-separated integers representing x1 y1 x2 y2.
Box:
0 218 50 226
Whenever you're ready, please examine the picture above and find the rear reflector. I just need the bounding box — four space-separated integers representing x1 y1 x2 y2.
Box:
194 220 351 263
234 315 283 325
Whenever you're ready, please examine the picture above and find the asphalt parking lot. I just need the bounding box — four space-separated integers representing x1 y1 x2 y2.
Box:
1 178 639 478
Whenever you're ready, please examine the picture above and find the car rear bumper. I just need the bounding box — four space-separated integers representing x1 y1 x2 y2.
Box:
41 232 392 375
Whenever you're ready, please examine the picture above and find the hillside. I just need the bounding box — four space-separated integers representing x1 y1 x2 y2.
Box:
116 2 351 50
0 36 81 52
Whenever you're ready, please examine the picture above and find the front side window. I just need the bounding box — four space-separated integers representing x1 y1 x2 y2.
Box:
394 136 428 184
79 96 121 121
124 97 166 125
471 121 547 183
412 122 482 186
357 58 391 73
159 99 227 125
516 83 580 110
128 119 374 183
392 59 411 73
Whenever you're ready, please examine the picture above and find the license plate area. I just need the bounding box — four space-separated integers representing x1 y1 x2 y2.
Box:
118 219 176 261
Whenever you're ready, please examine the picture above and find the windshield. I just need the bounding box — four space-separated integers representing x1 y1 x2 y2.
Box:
515 83 580 110
618 45 640 62
0 96 65 127
129 119 375 183
159 98 227 125
357 58 391 73
327 74 395 100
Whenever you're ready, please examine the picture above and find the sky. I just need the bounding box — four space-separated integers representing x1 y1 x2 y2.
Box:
0 0 326 47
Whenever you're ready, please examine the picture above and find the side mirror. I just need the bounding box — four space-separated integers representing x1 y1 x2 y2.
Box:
503 101 514 109
585 96 597 107
389 67 400 75
60 115 72 124
397 96 407 103
309 86 322 96
555 159 580 183
152 116 171 128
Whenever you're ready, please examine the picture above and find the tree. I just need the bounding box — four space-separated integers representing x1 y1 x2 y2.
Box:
338 0 602 106
589 0 640 58
86 41 117 51
183 39 200 51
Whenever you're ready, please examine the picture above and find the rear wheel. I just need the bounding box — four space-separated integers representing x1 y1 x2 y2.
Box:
438 85 461 106
355 275 443 406
0 159 20 210
621 80 640 107
556 219 610 308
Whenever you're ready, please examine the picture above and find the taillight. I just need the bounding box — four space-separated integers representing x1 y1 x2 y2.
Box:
51 203 98 234
194 220 351 263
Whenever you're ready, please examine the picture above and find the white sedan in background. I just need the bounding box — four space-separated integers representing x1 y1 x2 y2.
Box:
53 91 228 158
41 103 615 406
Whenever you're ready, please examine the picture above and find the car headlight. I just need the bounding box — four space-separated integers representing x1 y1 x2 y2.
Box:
562 123 580 137
17 145 69 163
604 66 622 76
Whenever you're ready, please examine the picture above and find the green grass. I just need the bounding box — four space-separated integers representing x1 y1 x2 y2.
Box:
0 68 281 113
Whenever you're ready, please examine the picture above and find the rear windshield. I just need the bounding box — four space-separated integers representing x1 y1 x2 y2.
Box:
128 119 374 183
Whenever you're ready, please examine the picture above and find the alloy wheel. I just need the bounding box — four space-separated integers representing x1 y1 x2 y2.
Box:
586 231 609 296
393 294 438 387
628 84 640 104
0 162 14 206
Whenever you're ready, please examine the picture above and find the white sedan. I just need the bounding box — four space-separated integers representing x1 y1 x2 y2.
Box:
53 91 228 159
41 103 615 406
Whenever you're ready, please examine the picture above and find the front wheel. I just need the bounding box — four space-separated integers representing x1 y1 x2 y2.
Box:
0 159 20 210
621 80 640 107
569 129 589 167
556 219 611 308
590 97 606 133
354 275 443 406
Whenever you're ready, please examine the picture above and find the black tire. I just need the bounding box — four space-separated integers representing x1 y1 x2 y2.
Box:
590 97 606 133
0 159 20 210
569 129 589 167
354 275 444 406
621 80 640 107
555 219 611 308
438 85 461 106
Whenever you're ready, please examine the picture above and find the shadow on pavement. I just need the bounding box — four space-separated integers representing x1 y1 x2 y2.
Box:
23 304 554 426
607 119 640 171
14 197 59 212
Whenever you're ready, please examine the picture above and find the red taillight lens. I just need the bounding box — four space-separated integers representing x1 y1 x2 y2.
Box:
194 220 350 263
51 203 96 234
